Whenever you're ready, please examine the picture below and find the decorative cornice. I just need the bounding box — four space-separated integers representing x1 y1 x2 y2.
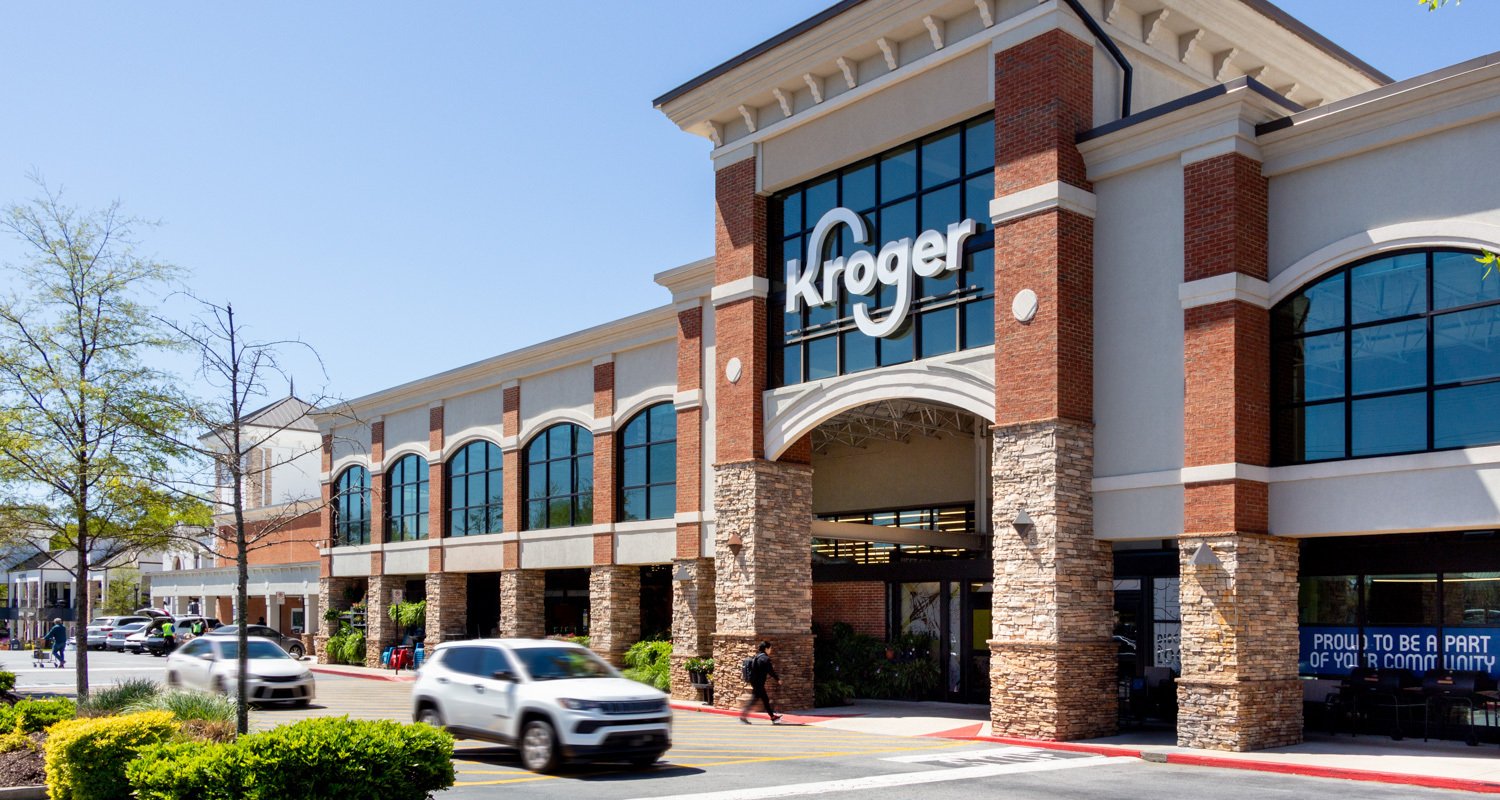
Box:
989 181 1097 225
710 276 770 307
1179 272 1271 309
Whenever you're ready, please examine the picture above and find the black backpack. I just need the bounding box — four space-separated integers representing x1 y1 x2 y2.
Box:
741 656 755 683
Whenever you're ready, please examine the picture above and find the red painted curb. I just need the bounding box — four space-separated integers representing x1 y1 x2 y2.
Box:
309 666 415 683
1163 753 1500 794
967 734 1143 759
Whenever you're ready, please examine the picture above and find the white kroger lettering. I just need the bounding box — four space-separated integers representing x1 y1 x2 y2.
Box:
785 207 977 338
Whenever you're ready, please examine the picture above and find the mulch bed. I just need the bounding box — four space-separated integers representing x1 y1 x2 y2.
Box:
0 734 46 787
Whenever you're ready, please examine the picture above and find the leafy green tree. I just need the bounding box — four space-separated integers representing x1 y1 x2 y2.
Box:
102 566 142 616
158 298 338 734
0 179 199 697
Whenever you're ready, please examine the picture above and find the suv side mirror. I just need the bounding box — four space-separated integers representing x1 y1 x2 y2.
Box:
491 669 516 682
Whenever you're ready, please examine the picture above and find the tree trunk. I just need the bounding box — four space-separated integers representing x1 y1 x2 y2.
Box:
75 510 90 698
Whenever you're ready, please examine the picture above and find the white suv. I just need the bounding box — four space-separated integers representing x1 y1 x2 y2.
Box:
410 639 671 773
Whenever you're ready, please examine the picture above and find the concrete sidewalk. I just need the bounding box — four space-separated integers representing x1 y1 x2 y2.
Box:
673 698 1500 793
314 664 1500 793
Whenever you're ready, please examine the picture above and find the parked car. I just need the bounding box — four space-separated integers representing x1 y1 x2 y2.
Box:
410 639 671 773
85 615 153 650
164 635 314 706
206 624 305 659
106 622 148 651
144 616 222 656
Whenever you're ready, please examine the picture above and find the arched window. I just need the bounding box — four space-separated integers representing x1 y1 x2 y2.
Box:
524 424 593 530
1273 248 1500 464
385 454 430 541
619 403 676 521
333 466 371 546
448 440 503 537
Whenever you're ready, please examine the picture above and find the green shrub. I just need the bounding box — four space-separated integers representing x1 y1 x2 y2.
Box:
45 710 178 800
812 623 942 705
127 717 454 800
79 679 161 717
621 640 672 691
124 690 236 723
388 600 426 630
0 729 36 754
0 671 16 693
684 656 714 675
0 696 77 732
325 624 366 666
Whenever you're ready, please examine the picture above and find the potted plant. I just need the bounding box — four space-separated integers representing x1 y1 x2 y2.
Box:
685 656 714 686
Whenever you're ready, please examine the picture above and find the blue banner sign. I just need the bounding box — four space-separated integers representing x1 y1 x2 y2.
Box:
1300 626 1500 677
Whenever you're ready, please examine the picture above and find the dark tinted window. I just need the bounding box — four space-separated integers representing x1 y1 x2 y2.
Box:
333 466 371 546
441 646 481 676
619 403 676 522
1272 249 1500 463
385 454 430 541
448 440 504 537
523 424 593 530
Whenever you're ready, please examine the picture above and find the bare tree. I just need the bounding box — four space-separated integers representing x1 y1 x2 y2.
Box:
0 179 205 698
158 297 346 734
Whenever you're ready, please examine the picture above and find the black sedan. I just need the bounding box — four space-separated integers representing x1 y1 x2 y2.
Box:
206 625 306 659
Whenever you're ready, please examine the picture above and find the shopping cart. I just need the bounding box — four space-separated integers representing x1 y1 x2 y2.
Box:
32 645 50 667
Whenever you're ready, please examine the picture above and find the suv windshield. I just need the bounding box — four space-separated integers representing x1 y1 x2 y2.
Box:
512 646 615 681
219 641 290 660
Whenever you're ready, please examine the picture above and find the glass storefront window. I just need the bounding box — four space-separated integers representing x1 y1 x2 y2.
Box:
1272 249 1500 464
772 114 996 387
1300 576 1359 625
1364 574 1438 625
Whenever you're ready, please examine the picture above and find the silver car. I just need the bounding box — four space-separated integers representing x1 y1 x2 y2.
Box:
106 622 148 651
165 635 315 706
85 615 152 650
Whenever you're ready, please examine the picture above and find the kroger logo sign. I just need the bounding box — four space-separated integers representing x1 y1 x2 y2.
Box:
785 207 977 338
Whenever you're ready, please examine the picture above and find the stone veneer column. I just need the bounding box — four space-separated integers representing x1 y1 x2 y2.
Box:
315 576 360 664
670 557 715 700
712 459 814 711
709 155 814 711
988 28 1115 740
498 569 544 639
589 566 640 665
670 303 713 699
364 573 402 668
425 546 466 646
1177 149 1300 751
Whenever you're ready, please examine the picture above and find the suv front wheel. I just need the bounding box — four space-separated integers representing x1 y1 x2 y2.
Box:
520 719 559 773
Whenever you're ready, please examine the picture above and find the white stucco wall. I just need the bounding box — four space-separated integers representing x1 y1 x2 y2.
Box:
382 406 428 457
328 422 371 475
1272 449 1500 537
1268 118 1500 285
519 364 593 445
445 386 506 447
614 341 677 424
1092 160 1186 480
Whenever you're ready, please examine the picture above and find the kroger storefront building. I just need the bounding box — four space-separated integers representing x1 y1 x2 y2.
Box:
316 0 1500 751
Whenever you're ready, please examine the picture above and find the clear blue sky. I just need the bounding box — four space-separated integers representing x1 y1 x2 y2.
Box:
0 1 1495 404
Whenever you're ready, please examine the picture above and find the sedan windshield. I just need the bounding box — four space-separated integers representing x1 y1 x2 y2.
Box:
512 647 616 681
219 641 291 660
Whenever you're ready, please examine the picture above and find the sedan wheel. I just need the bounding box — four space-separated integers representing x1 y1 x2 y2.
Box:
287 642 305 659
520 719 559 773
165 672 179 688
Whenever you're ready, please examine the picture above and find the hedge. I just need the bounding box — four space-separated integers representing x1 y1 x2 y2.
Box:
127 717 454 800
0 697 76 733
44 710 178 800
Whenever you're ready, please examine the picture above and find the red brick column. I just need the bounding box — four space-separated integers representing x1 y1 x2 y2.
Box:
369 420 386 547
593 360 616 562
710 155 813 711
497 383 537 637
1177 152 1300 751
428 405 445 539
988 28 1116 741
501 384 521 569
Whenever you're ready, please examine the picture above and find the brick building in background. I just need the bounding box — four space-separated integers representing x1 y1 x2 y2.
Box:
317 0 1500 751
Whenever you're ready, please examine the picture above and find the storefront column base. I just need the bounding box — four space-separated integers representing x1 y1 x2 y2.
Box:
670 558 716 702
1177 677 1302 751
424 572 467 648
498 569 545 639
315 576 361 665
590 565 641 667
363 574 403 669
989 640 1117 740
711 633 814 712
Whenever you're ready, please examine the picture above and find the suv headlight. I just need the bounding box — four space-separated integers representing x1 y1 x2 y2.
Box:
557 698 607 712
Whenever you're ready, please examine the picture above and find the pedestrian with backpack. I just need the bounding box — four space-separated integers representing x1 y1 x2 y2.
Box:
46 618 67 669
739 640 782 724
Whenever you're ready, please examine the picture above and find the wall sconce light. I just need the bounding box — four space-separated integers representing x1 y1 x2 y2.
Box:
1012 509 1034 538
726 531 744 552
672 563 692 582
1190 542 1222 568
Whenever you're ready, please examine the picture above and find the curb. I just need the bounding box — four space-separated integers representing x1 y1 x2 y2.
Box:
1160 753 1500 794
0 787 46 800
309 666 416 683
964 734 1500 793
